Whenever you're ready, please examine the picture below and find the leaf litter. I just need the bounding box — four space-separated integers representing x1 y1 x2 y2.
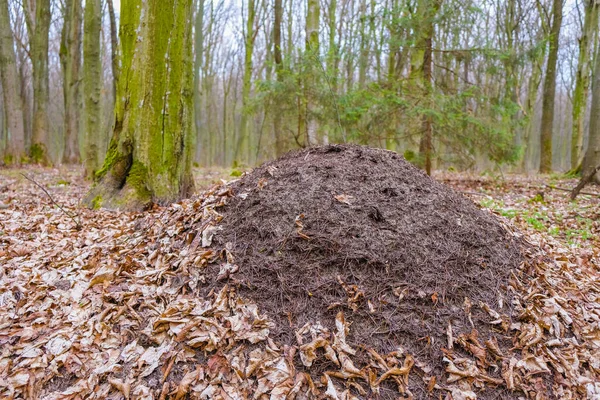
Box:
0 150 598 399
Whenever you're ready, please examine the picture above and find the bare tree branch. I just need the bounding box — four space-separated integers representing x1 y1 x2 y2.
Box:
570 164 600 200
21 173 82 229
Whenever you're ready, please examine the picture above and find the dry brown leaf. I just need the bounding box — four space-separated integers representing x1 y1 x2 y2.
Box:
108 377 131 399
334 194 353 205
174 368 202 399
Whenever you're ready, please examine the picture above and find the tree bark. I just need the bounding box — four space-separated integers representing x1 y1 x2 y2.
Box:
194 0 205 163
387 0 401 81
520 61 544 171
306 0 320 146
273 0 284 156
570 0 599 170
539 0 563 173
15 24 31 149
358 0 368 89
107 0 119 97
410 0 441 175
571 164 600 199
327 0 339 93
500 0 518 142
83 0 102 178
60 0 83 164
581 35 600 183
420 35 434 176
24 0 52 164
0 0 25 163
235 0 256 164
85 0 195 210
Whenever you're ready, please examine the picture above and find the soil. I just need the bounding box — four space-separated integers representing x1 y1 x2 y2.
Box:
210 144 524 398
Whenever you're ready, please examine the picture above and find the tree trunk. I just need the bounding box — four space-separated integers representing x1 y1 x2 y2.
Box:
107 0 119 97
60 0 83 164
387 0 400 81
520 61 544 171
571 164 600 199
306 0 320 146
539 0 563 173
370 0 382 83
410 0 441 175
273 0 284 156
0 88 4 159
194 0 205 163
235 0 256 164
85 0 195 210
417 34 434 175
25 0 51 164
570 0 599 170
581 37 600 182
83 0 102 178
500 0 518 142
327 0 338 93
358 0 368 88
0 0 25 163
286 0 293 62
16 32 31 149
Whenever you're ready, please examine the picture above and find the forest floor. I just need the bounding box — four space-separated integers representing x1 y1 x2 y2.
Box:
0 164 598 399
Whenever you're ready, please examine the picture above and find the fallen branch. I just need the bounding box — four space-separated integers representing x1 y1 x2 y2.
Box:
21 173 82 229
570 164 600 200
545 185 600 198
461 191 493 197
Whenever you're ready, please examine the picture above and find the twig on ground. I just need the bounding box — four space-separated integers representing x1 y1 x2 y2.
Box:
21 173 82 229
544 184 600 198
569 164 600 200
461 191 493 197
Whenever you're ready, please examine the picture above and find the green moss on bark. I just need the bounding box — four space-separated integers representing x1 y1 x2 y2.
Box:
126 161 152 202
30 143 47 164
94 141 118 181
84 0 195 211
91 195 102 209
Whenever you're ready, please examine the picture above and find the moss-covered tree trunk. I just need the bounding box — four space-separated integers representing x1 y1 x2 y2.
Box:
107 0 119 98
24 0 51 164
581 37 600 183
570 0 599 171
0 0 25 164
60 0 83 164
306 0 320 146
539 0 563 173
85 0 195 210
83 0 102 178
273 0 284 156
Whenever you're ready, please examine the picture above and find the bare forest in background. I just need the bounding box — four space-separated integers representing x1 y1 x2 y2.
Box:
0 0 599 176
